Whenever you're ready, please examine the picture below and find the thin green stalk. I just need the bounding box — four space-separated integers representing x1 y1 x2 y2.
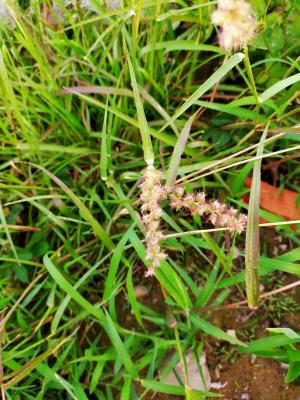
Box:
243 46 260 106
173 322 189 391
164 220 300 240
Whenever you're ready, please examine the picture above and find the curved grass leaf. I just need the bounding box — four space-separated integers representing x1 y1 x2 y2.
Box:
3 337 70 389
125 41 154 165
190 314 246 346
160 53 245 131
141 379 222 397
166 111 198 189
259 73 300 103
129 230 192 309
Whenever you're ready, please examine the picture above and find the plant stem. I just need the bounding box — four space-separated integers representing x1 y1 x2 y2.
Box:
243 46 260 106
164 220 300 239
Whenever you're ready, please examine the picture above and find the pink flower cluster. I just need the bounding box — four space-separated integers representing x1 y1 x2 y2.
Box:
139 166 166 276
170 186 247 234
211 0 258 51
139 169 247 276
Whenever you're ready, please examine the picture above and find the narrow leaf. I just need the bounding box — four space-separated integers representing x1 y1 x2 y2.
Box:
43 255 138 378
166 111 198 189
190 314 246 346
24 162 113 251
160 53 244 131
125 42 154 165
259 73 300 103
245 123 269 308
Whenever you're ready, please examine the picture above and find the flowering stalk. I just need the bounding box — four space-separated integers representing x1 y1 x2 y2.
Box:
211 0 258 52
169 186 247 234
139 166 166 276
139 177 247 275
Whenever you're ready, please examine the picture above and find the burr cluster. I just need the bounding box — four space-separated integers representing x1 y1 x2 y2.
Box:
139 166 167 276
139 169 247 276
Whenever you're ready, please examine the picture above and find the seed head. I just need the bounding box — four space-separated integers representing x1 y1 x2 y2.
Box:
139 166 166 276
170 186 247 233
211 0 258 51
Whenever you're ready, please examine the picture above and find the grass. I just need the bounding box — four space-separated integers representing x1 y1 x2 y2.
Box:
0 0 300 399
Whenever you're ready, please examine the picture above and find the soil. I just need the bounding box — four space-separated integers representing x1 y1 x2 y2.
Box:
210 355 300 400
137 355 300 400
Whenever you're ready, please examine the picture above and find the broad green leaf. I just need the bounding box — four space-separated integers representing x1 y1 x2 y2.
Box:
285 362 300 383
267 327 299 339
287 350 300 362
239 334 300 353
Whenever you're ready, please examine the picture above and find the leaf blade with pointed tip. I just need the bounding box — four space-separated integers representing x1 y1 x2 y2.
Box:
124 42 154 165
259 73 300 103
166 111 198 189
245 122 270 308
160 53 245 131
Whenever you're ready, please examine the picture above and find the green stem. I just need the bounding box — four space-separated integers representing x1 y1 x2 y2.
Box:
164 220 300 240
173 322 189 390
243 46 260 106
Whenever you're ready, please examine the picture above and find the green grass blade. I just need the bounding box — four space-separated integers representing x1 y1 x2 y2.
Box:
43 255 138 378
141 40 225 55
100 99 108 181
160 53 244 131
44 254 107 322
104 311 138 378
141 379 222 397
3 337 70 389
166 111 198 189
190 314 246 346
125 41 154 165
24 162 113 250
259 73 300 103
120 375 132 400
245 123 269 308
103 228 132 301
129 230 192 309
